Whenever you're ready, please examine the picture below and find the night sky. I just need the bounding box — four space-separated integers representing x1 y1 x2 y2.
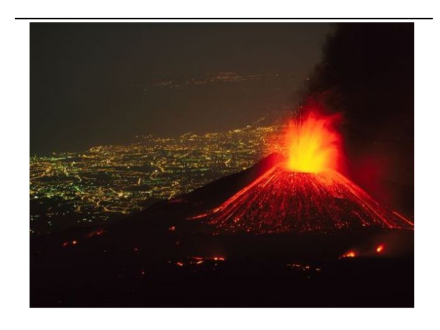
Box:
30 23 333 153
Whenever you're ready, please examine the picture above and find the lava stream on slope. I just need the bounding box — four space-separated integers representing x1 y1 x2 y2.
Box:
191 165 413 234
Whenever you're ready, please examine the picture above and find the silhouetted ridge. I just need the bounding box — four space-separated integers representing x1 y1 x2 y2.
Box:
144 153 284 216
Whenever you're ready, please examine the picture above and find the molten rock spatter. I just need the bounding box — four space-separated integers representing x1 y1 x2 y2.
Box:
283 111 342 173
198 165 413 234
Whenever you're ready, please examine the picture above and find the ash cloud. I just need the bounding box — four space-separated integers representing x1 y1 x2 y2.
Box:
303 23 414 214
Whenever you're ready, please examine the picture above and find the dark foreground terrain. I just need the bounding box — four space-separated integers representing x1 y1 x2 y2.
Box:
31 223 413 307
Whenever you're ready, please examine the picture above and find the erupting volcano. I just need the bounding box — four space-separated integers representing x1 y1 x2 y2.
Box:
191 106 413 234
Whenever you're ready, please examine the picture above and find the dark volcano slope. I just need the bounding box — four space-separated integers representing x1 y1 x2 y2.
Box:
155 152 283 211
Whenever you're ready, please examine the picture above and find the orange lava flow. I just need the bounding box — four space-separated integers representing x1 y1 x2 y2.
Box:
199 167 413 234
342 251 356 258
187 101 414 235
284 112 342 173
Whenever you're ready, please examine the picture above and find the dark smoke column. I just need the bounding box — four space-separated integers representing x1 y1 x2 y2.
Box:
304 23 414 215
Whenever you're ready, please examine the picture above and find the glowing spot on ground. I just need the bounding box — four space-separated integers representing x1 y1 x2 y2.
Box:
173 256 226 267
287 263 322 273
86 228 104 238
342 251 356 258
376 245 384 253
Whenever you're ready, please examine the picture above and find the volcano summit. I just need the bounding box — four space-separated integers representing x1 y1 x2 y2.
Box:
190 108 413 234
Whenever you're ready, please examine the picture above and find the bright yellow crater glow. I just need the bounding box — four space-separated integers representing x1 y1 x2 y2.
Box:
284 112 341 173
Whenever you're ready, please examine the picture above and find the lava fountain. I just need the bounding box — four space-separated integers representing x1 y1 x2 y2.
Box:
284 111 342 173
190 104 413 234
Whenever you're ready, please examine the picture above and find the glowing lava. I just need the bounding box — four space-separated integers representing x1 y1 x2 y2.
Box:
188 103 413 234
196 167 413 234
342 251 357 258
284 112 342 173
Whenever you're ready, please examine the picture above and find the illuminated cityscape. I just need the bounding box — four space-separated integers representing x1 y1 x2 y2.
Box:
30 123 283 235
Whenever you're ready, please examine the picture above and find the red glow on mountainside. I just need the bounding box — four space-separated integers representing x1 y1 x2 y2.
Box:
188 100 413 234
195 167 413 234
